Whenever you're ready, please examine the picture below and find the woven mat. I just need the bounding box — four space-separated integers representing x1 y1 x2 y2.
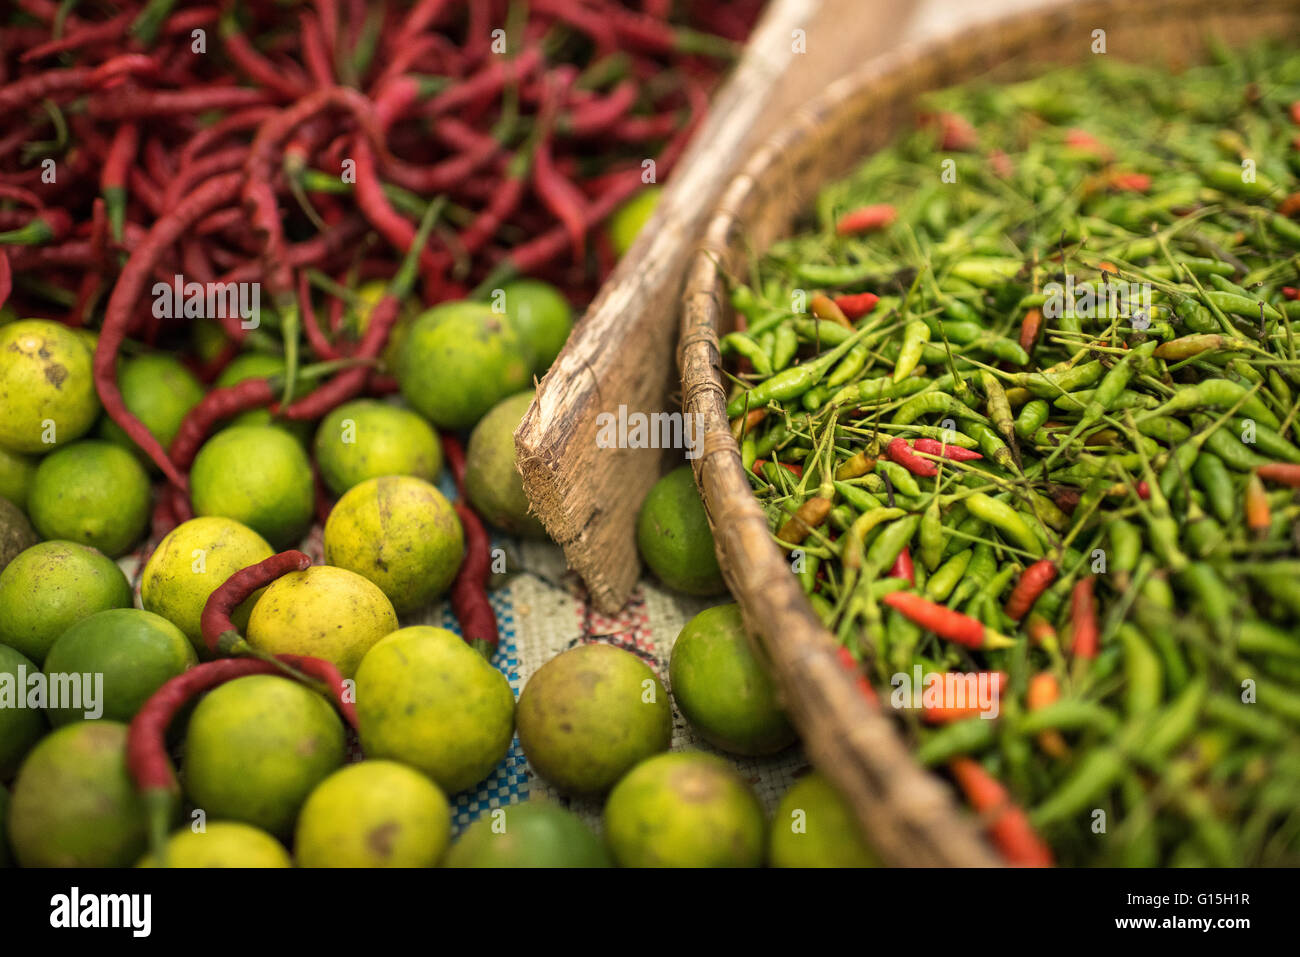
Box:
118 512 809 837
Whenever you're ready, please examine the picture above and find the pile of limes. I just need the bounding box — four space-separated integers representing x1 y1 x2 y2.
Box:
1 259 874 868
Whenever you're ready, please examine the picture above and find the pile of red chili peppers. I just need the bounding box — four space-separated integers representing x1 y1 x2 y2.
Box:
0 0 758 528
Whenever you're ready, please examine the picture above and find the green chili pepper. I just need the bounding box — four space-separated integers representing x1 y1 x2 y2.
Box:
965 492 1043 557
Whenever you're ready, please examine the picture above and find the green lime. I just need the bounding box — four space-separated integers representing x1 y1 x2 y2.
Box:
608 187 661 258
295 760 451 868
604 751 765 868
0 319 100 453
323 476 463 615
190 425 314 548
42 608 196 726
442 800 612 868
98 354 204 463
355 626 515 794
398 301 531 429
0 444 37 510
465 390 546 538
313 399 442 497
137 821 292 868
516 643 671 795
669 603 796 756
27 440 151 557
140 517 273 654
769 771 878 867
0 540 132 663
0 496 38 574
499 280 572 373
214 353 313 443
190 318 229 368
636 465 726 596
182 674 346 836
0 643 47 780
7 721 148 867
246 565 398 678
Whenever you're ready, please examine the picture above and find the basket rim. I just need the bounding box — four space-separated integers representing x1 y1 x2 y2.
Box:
677 0 1300 866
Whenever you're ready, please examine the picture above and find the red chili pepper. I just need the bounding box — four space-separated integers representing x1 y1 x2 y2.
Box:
1108 171 1151 192
1135 480 1151 500
99 122 138 243
882 592 1016 650
88 85 273 121
20 14 131 61
835 203 897 236
833 291 879 320
1019 307 1042 354
919 111 977 151
834 646 877 704
988 148 1014 178
1064 128 1113 161
1004 559 1057 621
1258 463 1300 487
441 433 499 658
97 172 243 490
1244 472 1271 536
751 459 803 478
201 550 313 656
1069 576 1099 659
948 758 1054 867
887 437 938 477
1283 287 1300 301
920 672 1007 724
0 66 92 115
0 248 10 312
1026 672 1069 758
889 546 916 585
220 14 308 101
1291 101 1300 125
911 437 983 461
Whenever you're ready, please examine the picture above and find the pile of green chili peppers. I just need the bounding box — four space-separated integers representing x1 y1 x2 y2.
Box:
724 43 1300 866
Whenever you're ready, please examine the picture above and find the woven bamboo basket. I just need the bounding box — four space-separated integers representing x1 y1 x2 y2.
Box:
680 0 1300 867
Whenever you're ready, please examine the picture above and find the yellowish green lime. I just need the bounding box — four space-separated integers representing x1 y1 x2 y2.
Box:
398 301 530 429
441 800 611 868
769 771 878 867
636 465 726 596
0 319 99 453
0 540 132 663
7 721 148 867
313 399 442 496
182 674 345 836
190 425 314 548
669 603 795 755
42 608 196 726
98 354 204 462
295 760 451 868
140 517 273 655
323 476 463 615
517 643 671 795
465 390 547 538
355 626 514 794
499 280 572 373
137 821 292 868
604 751 765 867
246 565 398 678
608 187 661 257
27 440 151 557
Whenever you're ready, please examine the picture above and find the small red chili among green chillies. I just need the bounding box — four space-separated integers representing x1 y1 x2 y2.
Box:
725 43 1300 867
